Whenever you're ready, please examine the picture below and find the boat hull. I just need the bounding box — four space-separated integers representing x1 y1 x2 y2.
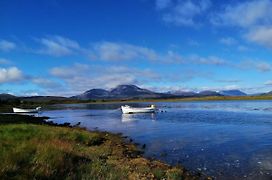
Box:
13 107 41 113
121 106 155 114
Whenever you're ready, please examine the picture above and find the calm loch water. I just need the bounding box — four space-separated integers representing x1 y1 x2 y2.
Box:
42 100 272 179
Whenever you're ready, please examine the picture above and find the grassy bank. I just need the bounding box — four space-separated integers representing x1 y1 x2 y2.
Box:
0 114 207 180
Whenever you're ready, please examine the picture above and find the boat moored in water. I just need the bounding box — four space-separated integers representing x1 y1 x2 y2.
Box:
13 107 41 113
121 105 156 114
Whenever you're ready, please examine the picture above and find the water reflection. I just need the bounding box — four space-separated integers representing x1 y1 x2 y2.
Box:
10 112 42 117
121 114 137 123
121 113 157 123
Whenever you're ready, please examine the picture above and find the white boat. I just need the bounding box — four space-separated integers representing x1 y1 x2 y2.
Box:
121 105 156 114
13 107 41 113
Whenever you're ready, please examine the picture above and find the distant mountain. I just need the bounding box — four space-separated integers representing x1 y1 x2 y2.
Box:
74 85 234 100
0 93 18 100
264 91 272 95
219 90 247 96
198 90 222 97
74 89 110 100
21 96 67 102
0 93 67 102
170 91 197 97
74 84 172 100
110 85 160 98
1 86 258 102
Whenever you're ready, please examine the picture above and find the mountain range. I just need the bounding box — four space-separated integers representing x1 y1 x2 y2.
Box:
72 85 172 100
219 90 247 96
72 85 247 100
1 84 272 101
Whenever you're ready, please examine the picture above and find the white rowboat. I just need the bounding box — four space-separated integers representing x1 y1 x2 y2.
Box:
13 107 41 113
121 105 156 114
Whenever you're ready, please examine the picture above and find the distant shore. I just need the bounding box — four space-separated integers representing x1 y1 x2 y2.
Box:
81 95 272 103
1 95 272 113
0 114 210 179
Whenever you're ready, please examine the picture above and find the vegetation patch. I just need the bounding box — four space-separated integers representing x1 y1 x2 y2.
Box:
0 114 211 179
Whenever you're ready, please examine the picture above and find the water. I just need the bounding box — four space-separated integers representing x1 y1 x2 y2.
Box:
42 100 272 179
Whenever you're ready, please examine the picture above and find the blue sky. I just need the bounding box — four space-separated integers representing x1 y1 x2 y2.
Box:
1 0 272 96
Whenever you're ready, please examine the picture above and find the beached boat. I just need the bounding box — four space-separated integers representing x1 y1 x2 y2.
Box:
121 105 156 114
13 107 41 113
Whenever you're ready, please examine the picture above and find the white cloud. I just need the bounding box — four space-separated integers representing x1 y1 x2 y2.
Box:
0 67 23 83
22 91 40 96
237 45 249 52
90 42 179 63
188 39 200 46
264 80 272 86
219 37 250 51
88 41 231 66
49 64 163 94
158 0 211 26
256 62 272 72
76 73 137 90
0 40 16 52
90 42 158 61
49 62 219 96
148 84 242 94
108 66 162 84
156 0 172 9
198 84 241 92
219 37 237 45
246 26 272 48
145 85 193 93
216 79 241 83
0 58 11 65
160 50 184 63
239 60 272 72
211 0 272 27
210 0 272 49
221 85 241 90
50 63 89 78
188 55 228 66
38 36 80 56
32 78 60 89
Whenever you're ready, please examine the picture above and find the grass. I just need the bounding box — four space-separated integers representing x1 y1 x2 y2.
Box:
0 114 208 179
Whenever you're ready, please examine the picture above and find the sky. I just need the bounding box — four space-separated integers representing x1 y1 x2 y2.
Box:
1 0 272 96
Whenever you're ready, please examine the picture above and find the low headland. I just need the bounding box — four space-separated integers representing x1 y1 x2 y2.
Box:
0 114 211 179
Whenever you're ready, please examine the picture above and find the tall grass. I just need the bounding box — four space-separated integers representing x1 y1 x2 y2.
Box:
0 123 202 179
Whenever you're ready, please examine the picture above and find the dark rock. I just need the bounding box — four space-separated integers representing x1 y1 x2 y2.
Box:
75 122 81 126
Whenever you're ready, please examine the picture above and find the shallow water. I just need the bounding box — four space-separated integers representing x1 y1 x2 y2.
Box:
42 100 272 179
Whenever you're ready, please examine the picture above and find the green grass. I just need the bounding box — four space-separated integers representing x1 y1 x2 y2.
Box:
0 115 206 180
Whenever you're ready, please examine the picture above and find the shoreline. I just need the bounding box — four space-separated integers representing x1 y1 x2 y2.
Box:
2 95 272 105
0 114 211 179
1 96 272 113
